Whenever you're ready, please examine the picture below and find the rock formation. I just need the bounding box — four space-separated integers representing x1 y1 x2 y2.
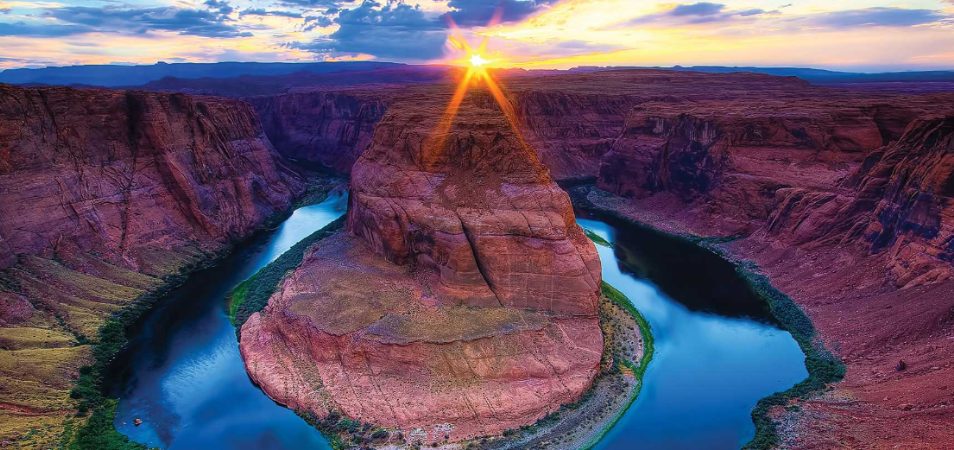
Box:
240 85 603 444
563 72 954 448
0 84 302 445
247 91 388 173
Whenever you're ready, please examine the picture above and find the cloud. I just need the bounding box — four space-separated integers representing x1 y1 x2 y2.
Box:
0 21 92 37
669 2 724 17
626 2 773 26
204 0 234 16
290 1 447 60
275 0 346 7
240 9 303 19
44 5 250 38
806 7 945 27
303 14 334 31
443 0 557 27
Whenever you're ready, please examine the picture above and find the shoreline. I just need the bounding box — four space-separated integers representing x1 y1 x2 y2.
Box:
62 177 344 449
228 219 655 450
569 184 845 449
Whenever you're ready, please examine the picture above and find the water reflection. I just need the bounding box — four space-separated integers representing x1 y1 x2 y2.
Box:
113 191 347 449
579 216 807 450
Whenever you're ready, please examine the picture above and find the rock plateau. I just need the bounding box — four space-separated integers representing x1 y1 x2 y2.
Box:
239 83 604 444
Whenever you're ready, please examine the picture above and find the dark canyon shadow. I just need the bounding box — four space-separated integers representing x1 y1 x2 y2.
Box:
576 208 777 324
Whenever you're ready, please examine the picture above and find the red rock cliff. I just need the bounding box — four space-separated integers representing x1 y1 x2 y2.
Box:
240 84 603 444
0 84 303 445
0 85 303 272
247 91 388 174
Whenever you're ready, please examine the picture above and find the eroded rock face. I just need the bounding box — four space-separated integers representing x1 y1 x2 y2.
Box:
241 86 603 443
0 85 303 273
248 91 388 173
0 84 304 446
347 91 602 315
760 117 954 286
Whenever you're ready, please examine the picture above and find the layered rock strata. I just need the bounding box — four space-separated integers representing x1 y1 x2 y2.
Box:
585 114 954 447
0 84 302 445
240 85 603 444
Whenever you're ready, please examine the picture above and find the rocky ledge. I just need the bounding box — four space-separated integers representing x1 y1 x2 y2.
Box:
240 83 604 444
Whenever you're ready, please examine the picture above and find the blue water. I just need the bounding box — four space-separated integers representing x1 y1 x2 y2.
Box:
113 190 806 449
113 192 347 450
579 216 807 450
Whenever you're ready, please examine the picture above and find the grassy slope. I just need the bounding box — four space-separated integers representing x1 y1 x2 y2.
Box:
229 217 346 326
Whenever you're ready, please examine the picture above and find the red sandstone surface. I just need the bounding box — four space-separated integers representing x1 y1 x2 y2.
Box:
230 70 954 447
2 68 953 447
239 84 603 444
0 84 302 444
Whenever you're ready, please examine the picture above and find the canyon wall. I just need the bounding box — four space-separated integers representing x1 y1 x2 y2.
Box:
247 91 388 173
241 83 634 180
0 84 303 445
562 71 954 447
240 85 604 445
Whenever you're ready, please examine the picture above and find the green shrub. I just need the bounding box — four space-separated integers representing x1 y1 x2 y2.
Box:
229 217 346 326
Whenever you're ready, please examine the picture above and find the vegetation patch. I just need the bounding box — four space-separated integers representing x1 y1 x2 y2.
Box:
737 266 845 450
577 282 655 450
601 282 654 394
228 216 346 326
583 228 612 248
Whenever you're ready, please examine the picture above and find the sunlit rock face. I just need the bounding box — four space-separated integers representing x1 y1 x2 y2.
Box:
240 84 603 444
0 85 304 272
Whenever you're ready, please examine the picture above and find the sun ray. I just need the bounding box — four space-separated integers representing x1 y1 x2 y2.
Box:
428 20 539 171
425 67 475 168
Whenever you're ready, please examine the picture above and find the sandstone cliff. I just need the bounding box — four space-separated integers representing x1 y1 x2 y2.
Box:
243 86 633 181
240 84 603 445
247 91 388 174
569 71 954 447
0 84 303 445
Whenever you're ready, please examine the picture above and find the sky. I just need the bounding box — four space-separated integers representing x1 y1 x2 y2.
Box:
1 0 953 71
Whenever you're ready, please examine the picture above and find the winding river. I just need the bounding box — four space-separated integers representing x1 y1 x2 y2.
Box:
112 191 806 449
111 192 346 449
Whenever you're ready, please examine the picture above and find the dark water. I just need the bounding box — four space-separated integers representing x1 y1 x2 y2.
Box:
112 192 347 449
577 211 807 450
113 191 805 449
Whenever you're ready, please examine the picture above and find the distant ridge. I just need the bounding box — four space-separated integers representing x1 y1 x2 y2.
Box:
2 61 953 88
0 61 403 87
571 65 954 84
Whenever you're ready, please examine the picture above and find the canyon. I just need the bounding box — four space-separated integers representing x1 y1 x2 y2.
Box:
0 67 952 448
238 85 605 445
227 70 954 447
0 85 303 446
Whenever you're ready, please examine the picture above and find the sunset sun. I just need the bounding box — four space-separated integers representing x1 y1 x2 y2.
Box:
1 0 952 449
469 53 489 68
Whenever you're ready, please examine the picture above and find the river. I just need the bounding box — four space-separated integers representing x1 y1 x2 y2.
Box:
113 192 806 449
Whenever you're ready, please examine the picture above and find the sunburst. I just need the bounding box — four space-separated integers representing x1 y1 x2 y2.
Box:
427 18 532 167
